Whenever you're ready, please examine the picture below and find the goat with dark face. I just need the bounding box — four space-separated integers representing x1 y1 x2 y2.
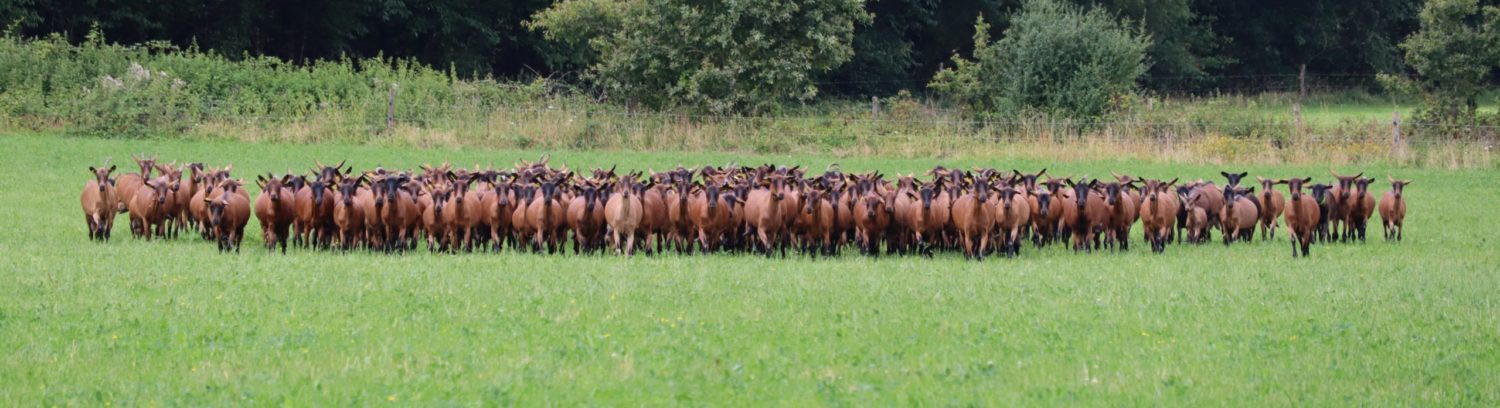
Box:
566 180 607 254
1221 171 1248 189
1069 179 1109 253
1283 177 1319 257
994 187 1030 258
423 187 452 252
81 165 118 241
1309 183 1333 242
1348 177 1377 242
525 174 570 254
855 188 892 257
1102 182 1137 251
294 177 334 249
1329 170 1363 241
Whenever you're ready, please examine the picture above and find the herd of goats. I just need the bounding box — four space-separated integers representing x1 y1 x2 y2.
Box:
80 155 1413 259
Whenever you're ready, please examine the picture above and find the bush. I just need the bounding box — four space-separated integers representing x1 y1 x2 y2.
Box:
531 0 870 115
929 0 1151 120
1378 0 1500 131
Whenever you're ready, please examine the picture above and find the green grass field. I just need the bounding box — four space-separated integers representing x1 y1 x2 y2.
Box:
2 132 1497 405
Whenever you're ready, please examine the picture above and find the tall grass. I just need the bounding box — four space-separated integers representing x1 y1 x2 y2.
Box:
0 31 1494 169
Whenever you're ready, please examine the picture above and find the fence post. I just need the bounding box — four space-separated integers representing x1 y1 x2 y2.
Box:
871 96 880 119
1392 110 1402 153
1298 64 1307 100
386 85 397 133
1293 64 1305 132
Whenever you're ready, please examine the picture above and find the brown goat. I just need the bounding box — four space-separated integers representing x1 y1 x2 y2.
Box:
567 179 608 254
206 180 251 253
605 177 646 256
1328 169 1362 241
1069 179 1110 253
332 176 367 251
81 165 118 241
639 175 670 254
1102 181 1138 251
688 180 739 253
1348 177 1377 242
1219 187 1259 245
1183 194 1209 244
746 173 790 257
128 177 175 240
115 154 158 213
994 187 1030 258
1138 178 1178 253
293 177 335 248
1282 177 1319 257
525 173 570 253
1378 177 1410 241
422 185 453 252
951 173 995 260
253 174 296 253
1254 177 1287 240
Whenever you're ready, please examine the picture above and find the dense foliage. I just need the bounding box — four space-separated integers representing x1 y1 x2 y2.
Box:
2 0 1473 93
1380 0 1500 123
930 0 1151 119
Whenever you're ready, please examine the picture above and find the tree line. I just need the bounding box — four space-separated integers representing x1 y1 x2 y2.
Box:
2 0 1496 120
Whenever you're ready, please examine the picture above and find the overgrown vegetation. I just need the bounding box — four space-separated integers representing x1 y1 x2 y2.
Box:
0 30 1493 168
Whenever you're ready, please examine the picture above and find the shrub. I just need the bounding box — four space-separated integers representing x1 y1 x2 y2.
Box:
929 0 1151 120
531 0 870 115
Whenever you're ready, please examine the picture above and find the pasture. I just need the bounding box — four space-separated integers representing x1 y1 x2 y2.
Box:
2 132 1498 405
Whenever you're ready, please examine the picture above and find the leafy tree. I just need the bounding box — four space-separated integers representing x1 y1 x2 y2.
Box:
930 0 1150 119
1380 0 1500 122
819 0 938 96
1086 0 1226 89
534 0 870 114
1201 0 1422 79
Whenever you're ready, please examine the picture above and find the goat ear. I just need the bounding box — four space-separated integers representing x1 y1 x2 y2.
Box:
89 166 98 173
1301 177 1312 184
1220 171 1230 179
1403 180 1413 185
1037 168 1047 177
1166 178 1178 187
108 165 116 173
1237 172 1248 179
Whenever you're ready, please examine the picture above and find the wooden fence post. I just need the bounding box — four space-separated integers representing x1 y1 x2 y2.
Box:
871 96 880 119
1392 110 1402 153
1293 64 1305 131
1298 64 1307 100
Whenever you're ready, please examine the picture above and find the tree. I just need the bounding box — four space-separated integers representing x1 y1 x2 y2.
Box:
533 0 869 114
1380 0 1500 122
930 0 1151 119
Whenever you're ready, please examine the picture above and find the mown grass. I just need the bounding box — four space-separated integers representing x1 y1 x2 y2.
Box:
1 132 1497 405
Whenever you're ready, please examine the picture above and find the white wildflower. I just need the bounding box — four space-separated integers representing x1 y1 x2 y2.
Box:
100 75 124 90
128 63 149 82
